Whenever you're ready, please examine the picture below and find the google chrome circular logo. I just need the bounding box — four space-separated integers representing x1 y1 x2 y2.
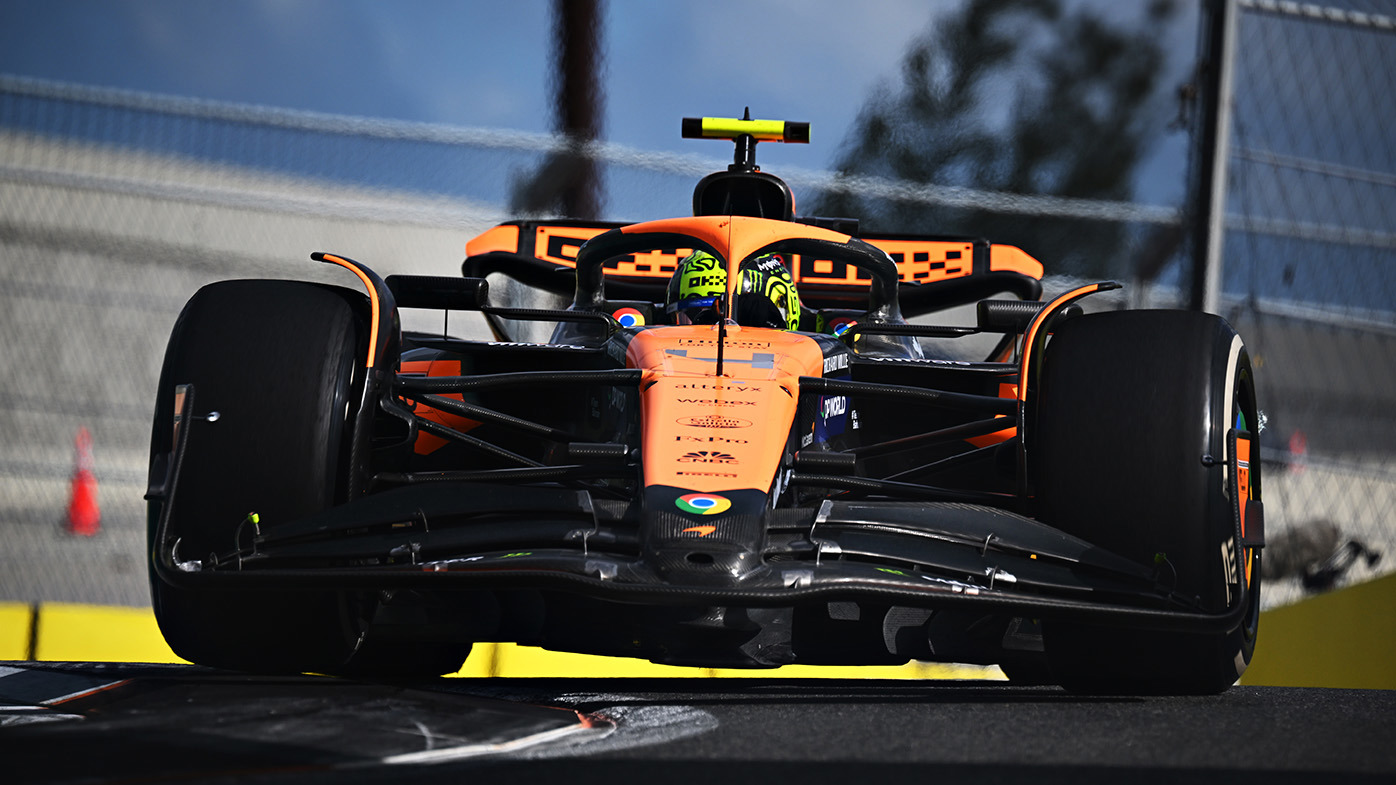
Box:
612 307 645 328
675 493 731 515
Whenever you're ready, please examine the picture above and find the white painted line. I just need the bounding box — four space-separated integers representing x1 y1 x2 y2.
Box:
380 719 611 765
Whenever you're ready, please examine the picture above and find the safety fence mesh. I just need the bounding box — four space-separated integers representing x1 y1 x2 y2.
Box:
1 0 1393 612
1220 0 1396 606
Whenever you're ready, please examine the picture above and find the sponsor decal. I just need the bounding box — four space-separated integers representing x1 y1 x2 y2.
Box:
677 338 771 349
866 357 972 366
771 466 792 501
676 435 749 444
686 273 725 289
676 470 739 478
820 396 848 419
823 354 850 373
677 415 752 429
674 383 759 392
681 525 717 537
815 393 850 441
676 398 757 407
831 321 856 337
612 307 645 328
675 493 732 515
487 341 587 350
1221 537 1238 604
679 451 738 464
751 254 787 274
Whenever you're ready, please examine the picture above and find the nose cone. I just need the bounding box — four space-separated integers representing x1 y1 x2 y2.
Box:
641 486 770 586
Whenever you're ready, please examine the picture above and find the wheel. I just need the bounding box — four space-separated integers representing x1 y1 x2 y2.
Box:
1033 310 1261 694
147 279 470 676
148 280 364 674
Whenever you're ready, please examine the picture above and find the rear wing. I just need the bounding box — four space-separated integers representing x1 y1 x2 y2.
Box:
463 220 1044 315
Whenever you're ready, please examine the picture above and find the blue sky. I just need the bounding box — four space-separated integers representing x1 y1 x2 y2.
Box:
0 0 945 172
0 0 1199 191
6 2 1392 314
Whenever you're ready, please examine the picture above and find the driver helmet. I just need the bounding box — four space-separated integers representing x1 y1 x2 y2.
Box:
666 251 801 330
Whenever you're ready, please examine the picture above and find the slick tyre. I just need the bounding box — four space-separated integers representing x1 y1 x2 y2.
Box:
1034 310 1261 695
148 279 466 676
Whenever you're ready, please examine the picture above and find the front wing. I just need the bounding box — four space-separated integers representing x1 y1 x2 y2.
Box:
151 390 1255 639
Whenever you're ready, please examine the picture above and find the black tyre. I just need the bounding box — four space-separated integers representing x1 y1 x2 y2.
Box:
148 280 470 676
997 657 1056 686
1034 310 1261 694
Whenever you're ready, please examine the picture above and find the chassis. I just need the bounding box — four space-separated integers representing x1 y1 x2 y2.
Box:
147 117 1263 693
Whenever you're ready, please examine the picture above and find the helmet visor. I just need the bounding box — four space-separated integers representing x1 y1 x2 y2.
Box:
668 295 723 325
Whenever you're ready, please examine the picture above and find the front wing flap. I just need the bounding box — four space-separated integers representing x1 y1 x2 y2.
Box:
152 474 1247 634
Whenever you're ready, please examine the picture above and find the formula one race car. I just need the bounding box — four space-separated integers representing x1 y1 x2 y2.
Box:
146 116 1263 694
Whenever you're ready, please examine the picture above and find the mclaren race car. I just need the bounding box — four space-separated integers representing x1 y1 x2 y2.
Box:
146 116 1263 694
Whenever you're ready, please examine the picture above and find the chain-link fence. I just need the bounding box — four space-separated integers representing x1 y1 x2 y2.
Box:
0 74 719 606
1216 0 1396 606
1 0 1393 612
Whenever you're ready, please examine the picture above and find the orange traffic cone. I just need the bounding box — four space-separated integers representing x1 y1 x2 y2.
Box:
66 426 100 536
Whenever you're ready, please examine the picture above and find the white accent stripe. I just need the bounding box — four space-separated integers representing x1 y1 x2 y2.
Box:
1222 334 1245 465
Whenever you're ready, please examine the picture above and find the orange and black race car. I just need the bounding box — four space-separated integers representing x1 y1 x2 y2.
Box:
146 116 1263 694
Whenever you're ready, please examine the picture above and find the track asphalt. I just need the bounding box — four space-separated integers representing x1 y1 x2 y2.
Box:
2 664 1392 784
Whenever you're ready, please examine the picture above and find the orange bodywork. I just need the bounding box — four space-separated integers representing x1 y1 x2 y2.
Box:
988 244 1046 278
464 224 521 257
1017 281 1114 404
965 383 1020 448
627 325 824 494
400 359 483 455
319 253 383 368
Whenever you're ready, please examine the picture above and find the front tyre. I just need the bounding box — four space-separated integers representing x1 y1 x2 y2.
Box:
1034 310 1261 694
148 280 470 677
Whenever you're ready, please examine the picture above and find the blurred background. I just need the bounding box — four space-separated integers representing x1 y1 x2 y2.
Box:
0 0 1392 681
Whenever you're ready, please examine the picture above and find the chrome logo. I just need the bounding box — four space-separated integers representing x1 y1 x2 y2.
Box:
612 307 645 328
675 493 731 515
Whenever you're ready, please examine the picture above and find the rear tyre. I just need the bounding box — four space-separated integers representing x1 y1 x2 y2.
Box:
148 280 470 676
1034 310 1261 695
